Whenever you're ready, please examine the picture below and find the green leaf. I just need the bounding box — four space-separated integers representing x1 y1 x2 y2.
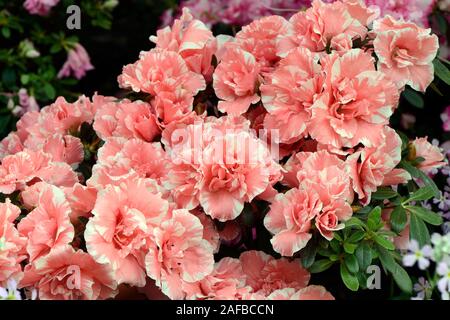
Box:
434 58 450 86
20 74 30 85
345 217 365 230
330 239 341 253
400 160 439 198
377 246 412 294
390 206 408 234
50 43 62 54
1 68 17 87
347 230 366 244
373 234 395 251
340 264 359 291
371 187 398 200
1 27 10 38
406 206 443 226
300 243 318 269
355 242 372 271
344 242 358 254
367 206 382 231
309 259 334 273
403 185 435 203
344 255 359 273
409 213 430 246
436 13 448 34
403 88 424 109
43 83 56 100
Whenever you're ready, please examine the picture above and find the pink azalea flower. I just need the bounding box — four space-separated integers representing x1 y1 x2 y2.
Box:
213 47 261 115
41 134 84 168
0 149 78 194
373 15 439 92
296 150 354 205
198 130 280 221
191 209 220 253
85 178 170 287
261 47 322 144
88 138 169 191
264 188 322 256
23 0 60 16
58 44 94 80
235 15 290 69
267 285 334 300
411 137 446 173
145 209 215 299
277 0 367 56
0 200 27 286
347 127 411 204
63 183 97 223
20 246 117 300
94 99 160 143
118 48 206 96
18 184 74 262
150 8 217 81
0 133 24 158
182 257 252 300
309 49 399 149
239 250 310 297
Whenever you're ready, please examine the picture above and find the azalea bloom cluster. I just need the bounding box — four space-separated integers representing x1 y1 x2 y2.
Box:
0 0 445 300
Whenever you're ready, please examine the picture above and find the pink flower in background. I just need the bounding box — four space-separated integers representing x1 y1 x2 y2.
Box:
373 15 439 92
411 137 446 173
441 106 450 132
145 209 215 299
23 0 60 16
85 179 169 287
264 188 322 256
309 49 399 149
12 88 39 117
240 251 310 297
20 246 117 300
18 184 74 262
58 44 94 80
213 47 261 115
0 200 27 286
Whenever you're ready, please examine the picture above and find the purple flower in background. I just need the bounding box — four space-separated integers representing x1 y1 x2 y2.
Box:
412 277 432 300
23 0 60 16
365 0 436 27
441 106 450 132
57 44 94 80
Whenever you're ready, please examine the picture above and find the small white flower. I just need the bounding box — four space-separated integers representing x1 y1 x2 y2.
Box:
437 262 450 300
403 240 433 270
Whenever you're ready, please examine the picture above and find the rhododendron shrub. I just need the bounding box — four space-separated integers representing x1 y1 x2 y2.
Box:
1 0 449 300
